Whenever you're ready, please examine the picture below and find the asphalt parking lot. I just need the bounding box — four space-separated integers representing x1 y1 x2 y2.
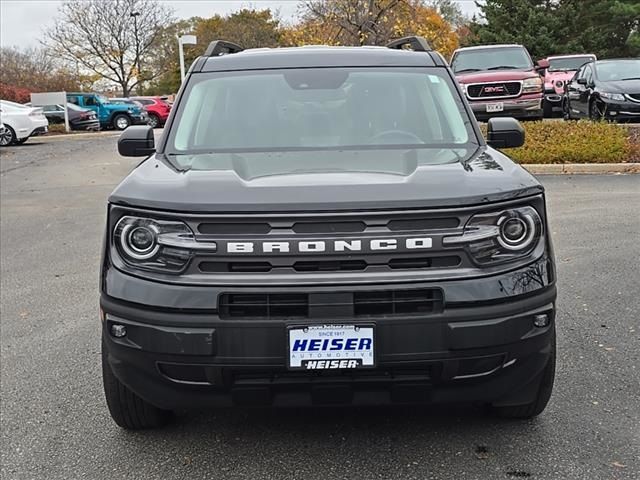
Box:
1 134 639 480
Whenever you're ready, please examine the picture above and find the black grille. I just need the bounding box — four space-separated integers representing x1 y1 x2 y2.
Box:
220 293 308 319
198 223 270 234
294 260 367 272
219 288 444 319
200 255 461 273
186 209 472 276
467 82 522 98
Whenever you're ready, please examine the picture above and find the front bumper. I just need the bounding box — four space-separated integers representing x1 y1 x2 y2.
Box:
131 113 149 126
601 99 640 122
469 95 543 121
71 119 100 131
101 257 557 409
544 89 564 109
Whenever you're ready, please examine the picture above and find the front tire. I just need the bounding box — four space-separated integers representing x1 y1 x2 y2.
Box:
589 100 605 121
112 114 131 130
102 339 171 429
543 99 553 118
0 125 16 146
491 334 556 419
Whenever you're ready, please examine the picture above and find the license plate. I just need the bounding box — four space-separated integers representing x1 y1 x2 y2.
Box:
486 102 504 113
288 325 375 370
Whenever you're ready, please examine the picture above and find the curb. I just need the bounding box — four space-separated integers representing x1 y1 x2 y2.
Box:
41 131 121 141
523 163 640 175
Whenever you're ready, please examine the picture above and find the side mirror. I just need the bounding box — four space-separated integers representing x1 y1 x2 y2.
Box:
536 59 550 70
577 78 587 85
118 125 155 157
486 117 525 149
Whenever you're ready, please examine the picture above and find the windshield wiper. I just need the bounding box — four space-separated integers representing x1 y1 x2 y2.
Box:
455 68 481 73
487 65 520 70
621 77 640 81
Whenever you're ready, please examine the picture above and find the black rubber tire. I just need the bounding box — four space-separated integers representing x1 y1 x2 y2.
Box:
543 100 553 118
112 114 131 130
15 138 29 145
102 339 171 430
148 113 160 129
589 100 604 121
0 125 16 146
491 334 556 419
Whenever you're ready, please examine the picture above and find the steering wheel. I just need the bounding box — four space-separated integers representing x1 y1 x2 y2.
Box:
367 130 424 145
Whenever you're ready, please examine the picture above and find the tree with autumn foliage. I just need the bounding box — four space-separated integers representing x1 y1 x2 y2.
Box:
282 0 458 57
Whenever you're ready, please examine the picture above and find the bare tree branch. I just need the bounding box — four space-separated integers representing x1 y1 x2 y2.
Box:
43 0 175 96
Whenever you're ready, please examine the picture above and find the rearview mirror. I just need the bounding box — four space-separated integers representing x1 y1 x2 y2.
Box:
118 125 155 157
486 117 525 149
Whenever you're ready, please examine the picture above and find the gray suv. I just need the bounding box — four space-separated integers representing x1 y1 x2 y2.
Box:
102 37 557 429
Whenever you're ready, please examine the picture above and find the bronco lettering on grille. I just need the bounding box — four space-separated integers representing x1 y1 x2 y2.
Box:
226 237 433 254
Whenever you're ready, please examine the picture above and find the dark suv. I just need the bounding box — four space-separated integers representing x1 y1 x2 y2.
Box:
102 37 557 429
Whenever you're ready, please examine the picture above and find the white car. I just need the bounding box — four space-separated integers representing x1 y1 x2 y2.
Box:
0 100 49 146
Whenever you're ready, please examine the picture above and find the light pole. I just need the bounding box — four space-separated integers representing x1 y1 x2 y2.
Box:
178 35 197 83
130 11 141 96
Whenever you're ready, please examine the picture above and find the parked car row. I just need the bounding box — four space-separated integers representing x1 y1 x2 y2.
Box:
449 45 639 123
0 93 172 146
24 102 101 131
0 100 49 146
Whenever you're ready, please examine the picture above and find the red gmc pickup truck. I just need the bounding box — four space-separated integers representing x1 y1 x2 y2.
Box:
450 45 545 121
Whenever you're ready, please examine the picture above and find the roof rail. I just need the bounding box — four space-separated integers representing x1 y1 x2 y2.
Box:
204 40 244 57
386 36 431 52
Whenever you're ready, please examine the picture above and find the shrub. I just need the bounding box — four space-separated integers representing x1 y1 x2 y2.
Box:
482 121 633 164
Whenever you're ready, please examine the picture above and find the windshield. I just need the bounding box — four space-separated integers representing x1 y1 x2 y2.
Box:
596 60 640 81
451 47 533 73
548 56 595 72
167 67 475 172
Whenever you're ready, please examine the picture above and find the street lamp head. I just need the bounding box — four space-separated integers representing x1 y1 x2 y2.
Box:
130 11 141 17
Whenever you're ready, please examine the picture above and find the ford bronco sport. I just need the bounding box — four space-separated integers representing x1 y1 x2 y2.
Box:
101 37 557 429
450 44 545 121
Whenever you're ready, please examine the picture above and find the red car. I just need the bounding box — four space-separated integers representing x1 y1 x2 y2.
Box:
540 54 596 117
450 44 545 121
130 96 172 128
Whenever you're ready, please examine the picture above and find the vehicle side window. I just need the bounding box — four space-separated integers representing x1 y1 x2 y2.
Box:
584 66 593 85
139 99 153 105
84 96 98 106
68 96 79 105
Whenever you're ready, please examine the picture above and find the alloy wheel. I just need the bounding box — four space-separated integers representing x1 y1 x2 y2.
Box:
148 114 159 128
0 126 15 146
115 115 131 130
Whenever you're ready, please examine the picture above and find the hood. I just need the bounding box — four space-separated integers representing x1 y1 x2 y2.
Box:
599 79 640 94
456 69 538 84
109 147 543 212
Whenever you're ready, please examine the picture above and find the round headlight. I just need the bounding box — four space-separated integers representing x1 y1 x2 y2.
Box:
555 80 564 88
497 213 536 251
120 223 159 260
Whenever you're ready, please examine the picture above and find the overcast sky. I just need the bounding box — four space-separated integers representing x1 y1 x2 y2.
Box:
0 0 480 49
